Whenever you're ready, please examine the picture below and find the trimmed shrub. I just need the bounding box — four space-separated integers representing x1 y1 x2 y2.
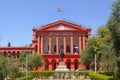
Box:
15 70 89 79
29 71 54 79
115 69 120 79
98 71 114 76
73 70 88 79
89 71 115 80
15 75 33 80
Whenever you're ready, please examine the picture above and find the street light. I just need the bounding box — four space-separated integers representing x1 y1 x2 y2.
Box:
7 53 10 79
8 53 10 66
26 50 28 80
94 49 97 73
22 57 24 71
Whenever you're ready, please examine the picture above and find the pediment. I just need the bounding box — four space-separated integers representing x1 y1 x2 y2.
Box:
39 20 85 31
47 24 76 30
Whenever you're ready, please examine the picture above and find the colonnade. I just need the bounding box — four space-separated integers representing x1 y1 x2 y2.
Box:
43 59 79 70
0 51 20 60
37 35 86 54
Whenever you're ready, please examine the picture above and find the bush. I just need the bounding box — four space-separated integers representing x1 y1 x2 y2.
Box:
73 70 88 79
15 75 33 80
29 71 54 79
98 71 114 76
89 71 115 80
0 71 5 80
115 69 120 79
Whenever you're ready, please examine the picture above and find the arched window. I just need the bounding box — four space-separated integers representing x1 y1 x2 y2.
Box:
3 51 7 57
35 45 38 52
17 51 20 59
85 32 88 42
45 60 49 70
8 51 11 58
74 60 78 70
52 60 56 70
44 36 49 54
66 45 70 53
67 60 71 69
12 51 16 59
73 36 79 54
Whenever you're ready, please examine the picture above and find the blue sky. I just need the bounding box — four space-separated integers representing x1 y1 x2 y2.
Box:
0 0 115 46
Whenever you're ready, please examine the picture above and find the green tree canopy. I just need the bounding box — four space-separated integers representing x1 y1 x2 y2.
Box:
107 0 120 56
18 51 44 70
81 26 113 70
0 54 7 79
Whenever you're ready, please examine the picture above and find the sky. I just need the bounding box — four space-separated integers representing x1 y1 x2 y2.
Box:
0 0 115 46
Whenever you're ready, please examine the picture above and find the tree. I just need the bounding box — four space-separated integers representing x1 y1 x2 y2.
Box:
0 54 7 80
28 53 44 70
107 0 120 67
100 44 117 70
81 26 113 70
18 51 43 70
8 60 19 80
8 42 11 47
81 37 98 70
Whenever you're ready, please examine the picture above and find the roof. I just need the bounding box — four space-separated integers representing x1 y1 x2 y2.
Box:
33 20 91 31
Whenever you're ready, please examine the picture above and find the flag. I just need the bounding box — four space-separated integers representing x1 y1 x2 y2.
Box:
58 8 62 12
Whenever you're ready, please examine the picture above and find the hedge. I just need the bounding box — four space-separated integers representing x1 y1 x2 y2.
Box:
15 70 89 79
16 70 117 80
29 71 54 79
15 75 33 80
89 71 115 80
98 71 114 76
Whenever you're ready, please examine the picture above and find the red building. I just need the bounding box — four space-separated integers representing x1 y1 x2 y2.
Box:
0 20 91 70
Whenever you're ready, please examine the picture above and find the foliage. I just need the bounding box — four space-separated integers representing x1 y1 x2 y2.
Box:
27 53 44 70
107 0 120 78
114 68 120 79
81 26 116 70
29 71 54 79
97 27 117 70
8 42 11 47
100 44 117 70
89 71 115 80
18 51 43 70
98 71 114 76
107 0 120 67
81 37 97 69
15 70 90 79
0 54 7 79
15 75 33 80
8 62 19 80
0 54 20 80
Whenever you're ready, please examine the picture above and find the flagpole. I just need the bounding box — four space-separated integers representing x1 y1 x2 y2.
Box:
60 11 62 19
58 8 62 20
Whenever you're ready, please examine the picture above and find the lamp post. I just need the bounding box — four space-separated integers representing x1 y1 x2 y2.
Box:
8 53 10 67
94 49 97 73
26 50 28 80
8 53 10 79
22 57 24 71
